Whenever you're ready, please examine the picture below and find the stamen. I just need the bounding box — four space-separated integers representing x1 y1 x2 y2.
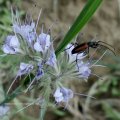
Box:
90 50 107 68
88 46 100 64
91 73 104 80
11 6 14 26
35 9 42 31
74 93 96 99
25 77 36 93
40 23 45 33
0 54 7 57
16 98 40 113
93 64 107 67
7 76 18 94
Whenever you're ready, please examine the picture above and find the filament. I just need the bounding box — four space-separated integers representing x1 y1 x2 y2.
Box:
7 76 18 94
90 50 107 68
25 77 36 93
74 93 96 99
35 8 42 31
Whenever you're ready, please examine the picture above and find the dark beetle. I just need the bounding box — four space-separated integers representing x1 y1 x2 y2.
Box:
72 41 116 55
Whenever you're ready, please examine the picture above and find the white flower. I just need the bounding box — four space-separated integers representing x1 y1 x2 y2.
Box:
0 105 9 117
34 33 51 52
18 63 34 76
2 35 21 54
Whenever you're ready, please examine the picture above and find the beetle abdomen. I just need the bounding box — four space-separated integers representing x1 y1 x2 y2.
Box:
72 43 88 54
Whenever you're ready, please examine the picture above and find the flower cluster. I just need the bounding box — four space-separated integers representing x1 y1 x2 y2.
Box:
1 9 104 116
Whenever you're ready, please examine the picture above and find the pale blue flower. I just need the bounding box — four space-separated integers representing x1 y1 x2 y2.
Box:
25 63 44 92
34 33 50 52
7 62 34 94
13 22 36 47
46 43 57 67
54 88 64 103
77 61 91 79
18 63 34 76
34 41 43 52
0 105 9 117
35 63 44 80
54 87 73 103
2 35 21 54
60 87 74 102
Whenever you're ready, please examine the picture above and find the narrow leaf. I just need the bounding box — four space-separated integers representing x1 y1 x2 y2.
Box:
55 0 103 56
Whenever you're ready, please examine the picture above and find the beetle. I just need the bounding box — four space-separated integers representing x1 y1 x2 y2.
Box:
71 41 116 55
69 41 116 69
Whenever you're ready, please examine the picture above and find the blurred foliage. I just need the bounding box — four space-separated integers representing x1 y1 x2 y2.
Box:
93 56 120 119
0 0 24 78
0 0 22 42
102 102 120 120
97 56 120 97
101 58 120 119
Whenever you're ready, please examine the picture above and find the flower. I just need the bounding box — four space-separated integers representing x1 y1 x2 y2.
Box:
54 88 63 103
34 33 51 52
13 15 37 48
77 61 91 79
13 22 36 48
35 63 44 80
54 87 73 103
2 35 21 54
0 105 9 117
46 43 57 67
18 63 34 76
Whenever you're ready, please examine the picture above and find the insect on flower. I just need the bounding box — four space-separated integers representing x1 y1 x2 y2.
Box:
72 41 116 56
65 40 116 71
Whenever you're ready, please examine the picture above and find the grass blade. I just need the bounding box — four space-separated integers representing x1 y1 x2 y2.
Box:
55 0 103 56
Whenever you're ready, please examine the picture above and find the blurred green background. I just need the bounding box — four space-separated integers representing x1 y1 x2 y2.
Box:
0 0 120 120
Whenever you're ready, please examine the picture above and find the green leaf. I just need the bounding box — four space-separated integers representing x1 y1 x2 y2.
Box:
102 102 120 120
55 0 103 56
0 74 34 105
0 86 22 105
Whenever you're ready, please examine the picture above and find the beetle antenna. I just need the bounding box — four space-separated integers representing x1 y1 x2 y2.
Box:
98 41 115 50
99 44 116 56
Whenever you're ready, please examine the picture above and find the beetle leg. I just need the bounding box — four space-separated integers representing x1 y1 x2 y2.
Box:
87 47 90 58
64 44 74 51
76 53 79 70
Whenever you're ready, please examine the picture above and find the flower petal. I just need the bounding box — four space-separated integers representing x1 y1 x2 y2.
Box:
34 42 43 52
